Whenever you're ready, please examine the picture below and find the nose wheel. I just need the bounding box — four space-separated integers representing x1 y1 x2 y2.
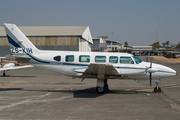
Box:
153 82 162 93
154 87 161 92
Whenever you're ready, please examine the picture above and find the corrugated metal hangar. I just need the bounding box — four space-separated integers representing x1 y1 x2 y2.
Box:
0 25 93 56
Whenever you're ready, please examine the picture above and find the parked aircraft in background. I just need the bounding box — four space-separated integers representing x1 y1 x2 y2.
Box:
3 23 177 93
0 57 33 76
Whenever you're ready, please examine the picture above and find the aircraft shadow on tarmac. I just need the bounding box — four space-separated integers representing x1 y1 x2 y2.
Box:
0 88 22 91
108 89 152 94
6 87 153 98
0 75 36 77
161 84 180 89
73 89 152 98
20 87 104 98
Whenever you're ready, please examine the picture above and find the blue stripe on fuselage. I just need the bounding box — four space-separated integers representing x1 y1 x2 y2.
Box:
27 53 50 64
26 53 147 70
26 53 89 66
114 66 145 70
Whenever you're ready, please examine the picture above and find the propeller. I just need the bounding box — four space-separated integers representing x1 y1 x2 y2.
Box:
146 57 158 87
145 57 153 87
147 58 158 87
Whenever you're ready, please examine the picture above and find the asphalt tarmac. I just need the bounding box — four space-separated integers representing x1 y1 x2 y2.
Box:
0 57 180 120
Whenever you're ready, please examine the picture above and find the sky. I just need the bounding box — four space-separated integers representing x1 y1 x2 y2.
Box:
0 0 180 46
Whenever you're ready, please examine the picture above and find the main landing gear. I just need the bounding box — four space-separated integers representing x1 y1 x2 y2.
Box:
96 79 109 94
153 82 162 93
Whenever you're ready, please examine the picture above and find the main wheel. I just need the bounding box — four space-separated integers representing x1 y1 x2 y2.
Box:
96 87 105 94
154 87 161 92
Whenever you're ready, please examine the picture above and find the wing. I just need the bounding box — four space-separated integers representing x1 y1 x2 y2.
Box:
72 63 146 79
0 65 33 71
72 63 120 78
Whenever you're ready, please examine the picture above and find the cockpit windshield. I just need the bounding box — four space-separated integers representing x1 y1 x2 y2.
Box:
132 56 142 64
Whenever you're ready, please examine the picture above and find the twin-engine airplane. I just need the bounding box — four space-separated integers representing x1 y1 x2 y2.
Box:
0 57 33 76
3 23 177 93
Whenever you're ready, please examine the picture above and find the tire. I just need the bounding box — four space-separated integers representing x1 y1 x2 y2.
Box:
96 87 105 94
154 87 161 92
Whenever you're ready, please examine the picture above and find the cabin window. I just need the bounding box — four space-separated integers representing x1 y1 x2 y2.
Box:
66 55 74 62
109 56 118 63
53 56 61 61
79 55 90 63
132 56 142 64
95 56 106 63
120 56 134 64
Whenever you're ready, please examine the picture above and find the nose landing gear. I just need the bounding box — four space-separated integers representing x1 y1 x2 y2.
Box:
153 82 162 93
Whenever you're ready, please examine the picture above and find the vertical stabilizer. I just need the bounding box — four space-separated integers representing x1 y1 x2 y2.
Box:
4 23 40 55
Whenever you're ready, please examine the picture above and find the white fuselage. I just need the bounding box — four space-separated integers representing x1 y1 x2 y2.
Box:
25 50 176 80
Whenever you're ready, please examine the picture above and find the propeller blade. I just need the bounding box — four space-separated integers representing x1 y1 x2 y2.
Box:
150 73 152 87
146 57 148 62
150 58 152 68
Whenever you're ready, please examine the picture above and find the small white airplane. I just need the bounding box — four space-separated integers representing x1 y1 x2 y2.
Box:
3 23 177 93
0 57 33 76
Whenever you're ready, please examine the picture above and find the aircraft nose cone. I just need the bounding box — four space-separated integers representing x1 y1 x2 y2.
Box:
170 68 177 76
159 65 177 76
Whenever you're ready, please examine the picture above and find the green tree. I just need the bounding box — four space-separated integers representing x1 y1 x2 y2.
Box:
162 43 166 47
166 41 170 47
151 42 161 49
124 41 128 50
176 42 180 49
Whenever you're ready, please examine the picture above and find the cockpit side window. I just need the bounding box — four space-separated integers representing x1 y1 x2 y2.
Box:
53 56 61 61
132 56 142 64
120 56 134 64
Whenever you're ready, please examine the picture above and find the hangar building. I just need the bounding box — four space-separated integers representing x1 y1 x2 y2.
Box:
0 25 93 56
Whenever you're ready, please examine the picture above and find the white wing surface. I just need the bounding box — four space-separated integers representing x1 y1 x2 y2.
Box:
0 65 33 71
